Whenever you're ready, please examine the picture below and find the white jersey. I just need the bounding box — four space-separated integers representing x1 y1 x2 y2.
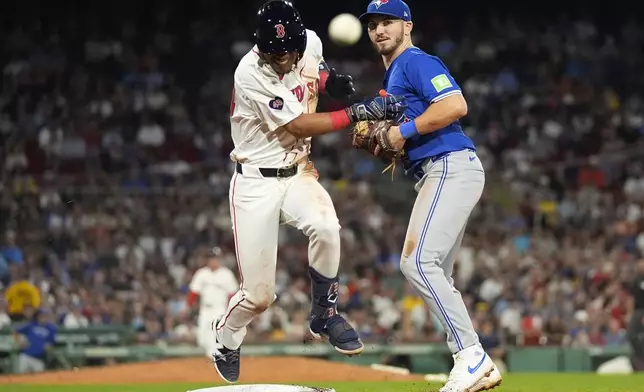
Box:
189 266 239 315
229 29 324 167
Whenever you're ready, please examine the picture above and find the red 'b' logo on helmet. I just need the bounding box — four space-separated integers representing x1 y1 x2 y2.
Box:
275 24 286 38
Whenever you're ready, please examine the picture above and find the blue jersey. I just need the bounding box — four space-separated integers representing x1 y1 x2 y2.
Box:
17 322 56 358
383 47 475 168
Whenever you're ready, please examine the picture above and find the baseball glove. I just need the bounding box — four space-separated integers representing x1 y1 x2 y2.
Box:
351 120 405 179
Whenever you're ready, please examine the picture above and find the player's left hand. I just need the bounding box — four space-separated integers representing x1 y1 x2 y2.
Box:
386 126 405 151
351 120 406 179
325 68 355 101
351 120 405 161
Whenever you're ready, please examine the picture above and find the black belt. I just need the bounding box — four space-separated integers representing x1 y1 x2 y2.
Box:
236 162 298 178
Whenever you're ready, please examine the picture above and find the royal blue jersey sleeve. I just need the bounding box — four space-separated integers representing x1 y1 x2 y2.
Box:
16 323 31 334
405 53 461 103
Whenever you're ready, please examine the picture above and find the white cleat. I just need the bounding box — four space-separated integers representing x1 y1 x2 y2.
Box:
439 345 497 392
469 366 502 392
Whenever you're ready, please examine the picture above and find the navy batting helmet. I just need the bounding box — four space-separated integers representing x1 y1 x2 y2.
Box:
255 0 307 57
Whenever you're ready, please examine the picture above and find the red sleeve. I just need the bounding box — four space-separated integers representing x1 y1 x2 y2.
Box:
186 291 199 306
318 70 349 111
319 70 329 94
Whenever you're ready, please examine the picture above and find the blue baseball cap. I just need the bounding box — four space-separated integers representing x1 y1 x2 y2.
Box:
359 0 412 22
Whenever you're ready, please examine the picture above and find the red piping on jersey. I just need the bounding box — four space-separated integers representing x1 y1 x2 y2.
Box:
217 172 244 330
319 70 329 93
186 291 199 306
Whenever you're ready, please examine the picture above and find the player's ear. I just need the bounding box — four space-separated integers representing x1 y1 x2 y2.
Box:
405 21 413 36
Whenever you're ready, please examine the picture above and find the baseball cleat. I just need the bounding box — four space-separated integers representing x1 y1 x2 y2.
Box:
306 314 364 356
439 345 496 392
469 366 502 392
211 318 241 383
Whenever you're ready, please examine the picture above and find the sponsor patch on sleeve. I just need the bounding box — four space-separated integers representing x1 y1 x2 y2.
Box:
431 74 453 92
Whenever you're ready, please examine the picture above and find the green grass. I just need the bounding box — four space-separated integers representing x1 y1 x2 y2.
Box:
3 374 644 392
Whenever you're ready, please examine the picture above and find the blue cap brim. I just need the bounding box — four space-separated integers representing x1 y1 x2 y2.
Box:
359 11 407 22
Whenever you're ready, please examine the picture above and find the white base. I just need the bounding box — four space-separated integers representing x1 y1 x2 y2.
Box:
596 356 634 374
188 385 335 392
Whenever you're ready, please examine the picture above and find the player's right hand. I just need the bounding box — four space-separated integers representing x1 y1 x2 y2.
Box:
345 94 407 122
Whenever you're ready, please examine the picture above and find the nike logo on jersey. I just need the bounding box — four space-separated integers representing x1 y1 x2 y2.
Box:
468 353 487 374
469 156 476 161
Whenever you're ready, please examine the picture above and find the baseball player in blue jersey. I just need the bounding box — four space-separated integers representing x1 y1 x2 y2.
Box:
357 1 503 391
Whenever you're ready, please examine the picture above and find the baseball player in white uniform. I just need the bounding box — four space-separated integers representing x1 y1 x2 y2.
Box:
186 247 238 354
211 0 407 384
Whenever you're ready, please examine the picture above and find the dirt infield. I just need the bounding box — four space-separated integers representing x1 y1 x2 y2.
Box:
0 357 425 384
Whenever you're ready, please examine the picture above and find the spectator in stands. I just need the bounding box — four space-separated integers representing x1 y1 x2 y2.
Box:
0 254 9 289
61 304 90 329
627 260 644 369
4 278 40 323
13 309 57 374
0 300 10 329
0 231 23 266
477 319 507 371
135 313 168 344
170 312 198 345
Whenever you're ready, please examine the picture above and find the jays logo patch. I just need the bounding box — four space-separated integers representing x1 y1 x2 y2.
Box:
371 0 389 8
269 97 284 110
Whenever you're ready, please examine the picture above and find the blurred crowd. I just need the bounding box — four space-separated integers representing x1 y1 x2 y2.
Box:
1 1 644 359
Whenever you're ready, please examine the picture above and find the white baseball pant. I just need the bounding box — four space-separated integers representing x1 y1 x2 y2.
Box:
217 160 341 350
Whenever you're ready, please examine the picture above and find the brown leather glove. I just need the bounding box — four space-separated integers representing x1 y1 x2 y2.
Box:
351 120 405 179
351 120 405 160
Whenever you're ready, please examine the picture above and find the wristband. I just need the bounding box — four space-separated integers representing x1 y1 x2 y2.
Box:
330 110 351 130
399 120 419 139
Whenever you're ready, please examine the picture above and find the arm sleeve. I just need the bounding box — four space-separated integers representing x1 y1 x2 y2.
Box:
306 29 324 65
188 269 204 294
16 324 30 334
186 291 199 306
308 30 329 92
236 65 303 132
405 54 462 103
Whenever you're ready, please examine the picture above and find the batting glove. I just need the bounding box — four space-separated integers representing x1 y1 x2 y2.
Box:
325 68 356 101
345 94 407 122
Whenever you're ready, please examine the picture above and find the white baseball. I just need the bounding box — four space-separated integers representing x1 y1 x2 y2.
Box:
328 13 362 47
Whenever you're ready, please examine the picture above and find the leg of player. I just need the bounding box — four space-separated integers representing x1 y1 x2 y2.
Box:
197 313 213 356
280 163 364 356
441 227 503 392
398 150 499 392
212 171 282 383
